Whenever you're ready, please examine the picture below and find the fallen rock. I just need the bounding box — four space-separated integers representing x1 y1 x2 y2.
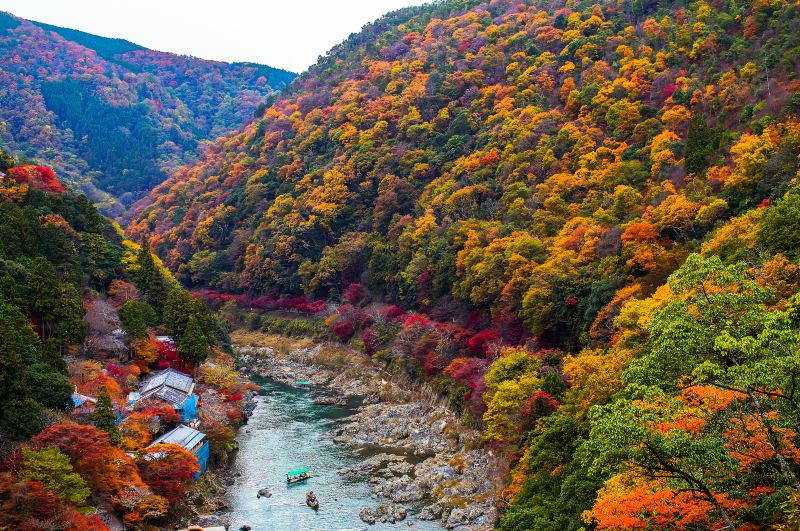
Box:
256 487 272 498
359 506 376 525
376 502 407 523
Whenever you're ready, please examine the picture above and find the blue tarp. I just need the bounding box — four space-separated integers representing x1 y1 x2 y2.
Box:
194 440 210 477
178 394 198 422
71 394 85 408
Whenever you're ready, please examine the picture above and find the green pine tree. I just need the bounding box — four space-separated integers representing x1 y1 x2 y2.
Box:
27 257 61 338
90 385 121 445
118 300 152 339
0 300 43 439
684 113 718 176
134 238 169 313
163 287 196 339
177 315 210 368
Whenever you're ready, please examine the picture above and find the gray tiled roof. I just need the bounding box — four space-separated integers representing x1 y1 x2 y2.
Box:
150 424 206 452
137 368 194 406
140 368 193 394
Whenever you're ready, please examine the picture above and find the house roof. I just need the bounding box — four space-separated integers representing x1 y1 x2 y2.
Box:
150 424 206 452
137 368 194 407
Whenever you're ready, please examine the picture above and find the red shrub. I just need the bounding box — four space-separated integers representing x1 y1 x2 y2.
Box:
225 407 243 423
344 283 366 305
332 320 355 341
249 294 276 310
465 329 501 357
296 300 328 313
520 391 560 432
465 309 485 331
281 295 308 310
424 350 447 376
8 165 66 193
363 328 380 355
444 357 489 419
384 305 406 321
226 392 243 402
403 314 431 329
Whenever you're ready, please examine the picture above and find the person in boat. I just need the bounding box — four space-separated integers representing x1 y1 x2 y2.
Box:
306 490 316 501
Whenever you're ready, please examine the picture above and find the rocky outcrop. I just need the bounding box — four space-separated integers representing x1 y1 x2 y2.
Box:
235 342 498 530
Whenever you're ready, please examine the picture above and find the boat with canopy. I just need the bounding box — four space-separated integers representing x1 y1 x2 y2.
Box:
286 467 312 484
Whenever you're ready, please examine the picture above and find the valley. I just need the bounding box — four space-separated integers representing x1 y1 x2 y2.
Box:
1 0 800 529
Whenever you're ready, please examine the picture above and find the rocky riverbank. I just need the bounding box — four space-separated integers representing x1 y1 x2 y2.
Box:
233 335 500 530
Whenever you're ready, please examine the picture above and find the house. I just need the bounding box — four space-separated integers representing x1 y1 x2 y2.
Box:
149 424 210 476
71 388 96 415
128 368 198 421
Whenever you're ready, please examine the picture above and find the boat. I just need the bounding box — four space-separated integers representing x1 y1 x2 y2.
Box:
287 467 312 484
295 381 312 388
306 491 319 510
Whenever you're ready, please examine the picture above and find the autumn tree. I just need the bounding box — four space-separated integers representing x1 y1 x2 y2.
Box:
18 447 91 506
136 443 199 501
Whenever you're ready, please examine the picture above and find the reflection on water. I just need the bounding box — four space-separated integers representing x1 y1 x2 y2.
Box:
225 379 442 530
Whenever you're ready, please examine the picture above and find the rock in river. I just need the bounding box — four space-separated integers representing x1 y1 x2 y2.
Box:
359 506 376 525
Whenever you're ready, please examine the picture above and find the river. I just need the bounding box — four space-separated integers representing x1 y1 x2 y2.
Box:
224 378 443 530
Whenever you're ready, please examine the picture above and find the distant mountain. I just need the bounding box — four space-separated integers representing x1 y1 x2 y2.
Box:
0 12 296 215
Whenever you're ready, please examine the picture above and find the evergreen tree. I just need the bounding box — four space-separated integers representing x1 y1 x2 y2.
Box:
0 301 43 438
134 238 169 312
52 283 88 346
177 315 210 367
118 300 152 339
41 338 68 374
0 149 14 173
163 288 196 339
27 257 61 337
0 272 23 306
684 113 717 176
89 385 120 445
82 232 120 289
26 362 72 410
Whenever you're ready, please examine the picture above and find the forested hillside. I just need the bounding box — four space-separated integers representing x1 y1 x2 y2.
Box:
130 0 800 528
0 12 295 215
0 152 250 528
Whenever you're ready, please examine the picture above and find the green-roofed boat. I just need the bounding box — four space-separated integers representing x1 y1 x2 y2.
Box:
295 381 312 387
287 468 312 484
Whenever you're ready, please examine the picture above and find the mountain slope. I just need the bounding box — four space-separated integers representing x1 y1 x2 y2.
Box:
0 12 295 214
132 0 799 336
131 0 800 527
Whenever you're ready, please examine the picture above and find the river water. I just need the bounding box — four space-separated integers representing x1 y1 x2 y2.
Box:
225 378 442 530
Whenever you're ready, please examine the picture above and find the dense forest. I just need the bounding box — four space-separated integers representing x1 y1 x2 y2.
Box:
130 0 800 527
0 11 296 214
0 153 251 528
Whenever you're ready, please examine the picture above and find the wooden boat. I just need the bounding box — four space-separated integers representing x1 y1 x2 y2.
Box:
306 491 319 510
286 467 312 484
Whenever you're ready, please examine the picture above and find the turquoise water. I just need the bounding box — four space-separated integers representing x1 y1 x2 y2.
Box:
225 379 441 530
